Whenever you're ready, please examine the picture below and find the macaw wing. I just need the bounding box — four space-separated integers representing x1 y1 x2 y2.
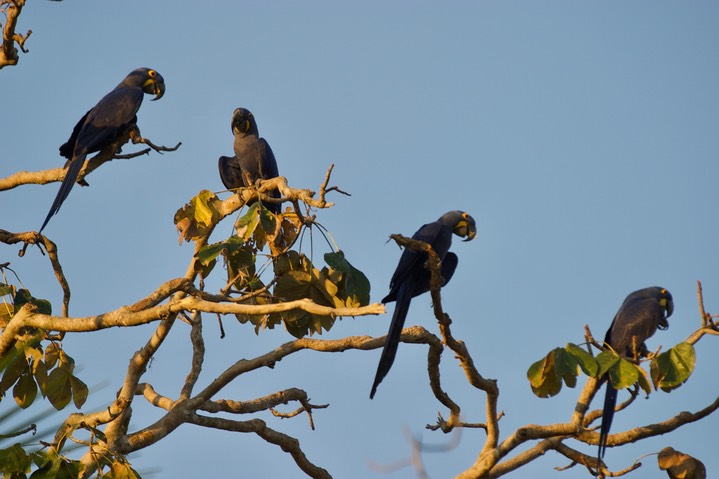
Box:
383 252 458 303
59 109 91 160
259 137 280 179
387 220 443 290
218 155 244 190
74 87 143 156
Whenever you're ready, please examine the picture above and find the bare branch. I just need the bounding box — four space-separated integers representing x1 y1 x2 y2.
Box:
179 311 204 400
0 423 36 439
0 229 71 316
186 414 332 479
0 286 385 357
0 128 179 192
270 398 329 431
130 134 181 153
0 0 31 70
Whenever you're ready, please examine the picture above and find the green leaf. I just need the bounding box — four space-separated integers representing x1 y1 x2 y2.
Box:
55 460 82 479
44 343 60 369
259 205 277 232
70 375 89 409
29 455 81 479
13 290 52 316
608 357 639 390
105 460 142 479
324 251 351 273
283 312 314 339
0 302 13 328
197 242 227 266
0 443 31 474
225 242 256 290
553 348 579 389
0 283 15 296
250 251 361 337
324 251 371 308
274 250 303 275
235 203 261 241
33 360 48 398
57 350 75 371
526 349 562 398
565 343 599 377
24 347 43 369
1 352 28 395
13 371 37 409
650 342 696 392
595 350 620 377
45 368 72 410
275 270 334 305
29 451 48 469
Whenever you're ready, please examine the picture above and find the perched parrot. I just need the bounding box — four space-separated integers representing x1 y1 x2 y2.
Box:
370 211 476 399
658 446 706 479
597 287 673 462
40 68 165 233
218 108 281 214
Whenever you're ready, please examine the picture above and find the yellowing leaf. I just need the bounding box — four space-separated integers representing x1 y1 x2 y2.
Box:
106 460 141 479
174 190 221 243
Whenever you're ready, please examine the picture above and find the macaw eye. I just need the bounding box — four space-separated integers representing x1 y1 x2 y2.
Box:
661 289 667 295
462 212 469 219
148 70 157 78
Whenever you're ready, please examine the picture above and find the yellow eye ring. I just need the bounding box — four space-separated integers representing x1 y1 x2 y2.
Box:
148 70 157 78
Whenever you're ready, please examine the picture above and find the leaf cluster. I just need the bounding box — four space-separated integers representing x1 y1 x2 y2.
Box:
180 196 371 338
527 341 695 398
0 287 96 478
0 443 141 479
0 290 87 412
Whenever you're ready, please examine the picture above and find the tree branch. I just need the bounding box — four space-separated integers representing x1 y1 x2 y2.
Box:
0 0 31 70
386 234 498 437
0 229 71 316
0 128 179 192
187 414 332 479
0 286 385 357
179 310 204 400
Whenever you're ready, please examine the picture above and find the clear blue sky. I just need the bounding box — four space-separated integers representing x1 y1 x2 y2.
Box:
2 2 719 478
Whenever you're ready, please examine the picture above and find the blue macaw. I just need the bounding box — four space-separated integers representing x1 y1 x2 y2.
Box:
370 210 477 399
40 68 165 232
218 108 281 214
597 286 673 461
